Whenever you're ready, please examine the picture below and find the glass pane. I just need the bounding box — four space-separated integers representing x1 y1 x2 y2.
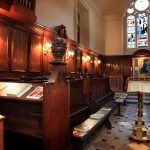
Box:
135 0 149 11
127 16 136 48
127 7 134 14
137 13 148 48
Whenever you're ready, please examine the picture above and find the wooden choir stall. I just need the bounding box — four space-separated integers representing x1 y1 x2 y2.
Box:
0 8 116 150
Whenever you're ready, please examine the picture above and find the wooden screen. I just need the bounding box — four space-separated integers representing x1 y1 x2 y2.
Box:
0 24 9 71
11 27 28 72
29 35 43 72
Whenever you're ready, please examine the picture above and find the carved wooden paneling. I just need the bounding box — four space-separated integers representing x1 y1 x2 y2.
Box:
43 52 54 73
123 58 132 76
29 35 42 72
65 49 77 74
94 57 100 76
103 56 132 77
11 27 28 72
0 116 4 150
109 75 123 91
77 51 82 73
0 24 9 71
103 56 132 91
86 55 94 75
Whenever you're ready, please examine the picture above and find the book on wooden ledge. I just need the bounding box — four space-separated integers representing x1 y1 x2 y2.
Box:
26 86 43 99
6 83 32 97
74 118 98 132
73 130 87 137
0 82 8 91
90 113 104 120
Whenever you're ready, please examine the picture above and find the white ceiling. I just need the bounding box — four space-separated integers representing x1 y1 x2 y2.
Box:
89 0 130 16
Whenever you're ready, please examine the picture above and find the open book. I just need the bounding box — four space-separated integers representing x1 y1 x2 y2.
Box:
0 82 8 91
6 83 32 97
26 86 43 99
127 81 150 93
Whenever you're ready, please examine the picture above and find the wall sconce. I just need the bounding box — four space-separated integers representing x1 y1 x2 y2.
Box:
68 50 75 58
98 60 101 64
86 55 91 62
82 55 91 62
94 60 101 64
44 42 52 55
82 56 86 62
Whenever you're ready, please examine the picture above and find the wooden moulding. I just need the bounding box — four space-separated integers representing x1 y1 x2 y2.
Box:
132 49 150 58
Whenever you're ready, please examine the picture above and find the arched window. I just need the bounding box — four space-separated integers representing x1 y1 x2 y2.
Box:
125 0 150 49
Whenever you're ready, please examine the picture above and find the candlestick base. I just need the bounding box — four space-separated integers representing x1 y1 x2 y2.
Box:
130 118 149 141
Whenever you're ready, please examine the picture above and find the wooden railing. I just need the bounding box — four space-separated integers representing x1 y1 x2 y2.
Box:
16 0 35 10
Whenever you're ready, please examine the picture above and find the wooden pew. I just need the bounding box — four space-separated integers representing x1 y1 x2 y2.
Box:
67 79 91 128
0 71 70 150
71 75 116 150
83 76 114 112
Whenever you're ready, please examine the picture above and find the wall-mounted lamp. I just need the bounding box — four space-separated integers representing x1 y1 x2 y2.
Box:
94 60 101 64
86 55 91 62
82 55 91 62
44 42 52 55
98 60 101 64
68 50 75 58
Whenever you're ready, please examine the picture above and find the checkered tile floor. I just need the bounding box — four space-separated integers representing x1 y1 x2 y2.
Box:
86 103 150 150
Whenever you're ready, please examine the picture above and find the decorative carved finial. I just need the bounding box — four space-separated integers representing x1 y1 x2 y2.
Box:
54 24 68 39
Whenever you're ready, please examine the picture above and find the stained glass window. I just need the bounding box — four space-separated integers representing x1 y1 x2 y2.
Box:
126 0 150 49
137 13 148 48
127 16 136 48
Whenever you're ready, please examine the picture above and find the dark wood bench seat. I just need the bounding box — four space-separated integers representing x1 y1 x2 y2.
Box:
70 105 91 128
72 99 116 150
89 91 114 113
114 93 128 116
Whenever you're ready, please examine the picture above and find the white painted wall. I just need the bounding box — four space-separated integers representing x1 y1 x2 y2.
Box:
35 0 104 54
104 15 123 55
79 0 104 54
89 8 103 54
35 0 75 39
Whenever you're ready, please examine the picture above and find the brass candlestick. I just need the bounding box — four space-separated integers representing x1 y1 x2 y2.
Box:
130 92 149 141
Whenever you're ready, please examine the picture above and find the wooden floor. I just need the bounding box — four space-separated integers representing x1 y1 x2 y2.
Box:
86 103 150 150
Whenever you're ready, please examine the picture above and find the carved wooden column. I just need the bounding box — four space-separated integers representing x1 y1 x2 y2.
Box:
43 38 70 150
